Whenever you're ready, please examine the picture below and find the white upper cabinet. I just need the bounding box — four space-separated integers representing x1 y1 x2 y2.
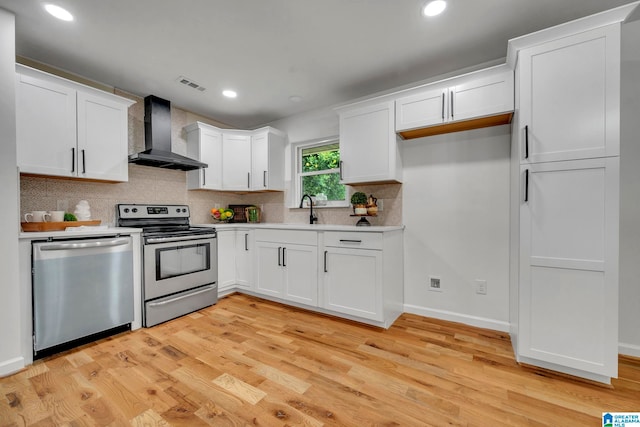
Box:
222 132 252 191
251 128 285 191
185 122 285 192
16 65 134 181
186 124 222 190
518 25 620 164
337 100 402 184
395 66 514 139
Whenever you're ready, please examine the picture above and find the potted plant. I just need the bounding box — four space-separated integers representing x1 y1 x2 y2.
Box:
350 191 368 215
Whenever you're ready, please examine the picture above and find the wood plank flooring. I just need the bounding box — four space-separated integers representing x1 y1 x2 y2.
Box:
1 293 639 426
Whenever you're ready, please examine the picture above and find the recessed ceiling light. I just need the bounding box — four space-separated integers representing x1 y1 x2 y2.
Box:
289 95 303 103
222 89 237 98
422 0 447 17
44 4 74 21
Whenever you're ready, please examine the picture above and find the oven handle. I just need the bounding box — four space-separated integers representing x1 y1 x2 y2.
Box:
145 234 216 244
147 285 216 307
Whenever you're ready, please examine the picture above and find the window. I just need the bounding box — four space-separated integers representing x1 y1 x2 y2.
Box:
294 138 347 207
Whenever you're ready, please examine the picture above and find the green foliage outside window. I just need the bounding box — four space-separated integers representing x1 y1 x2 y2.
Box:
300 144 345 202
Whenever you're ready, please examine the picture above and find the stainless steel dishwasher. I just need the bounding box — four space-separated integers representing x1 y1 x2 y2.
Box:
32 235 134 355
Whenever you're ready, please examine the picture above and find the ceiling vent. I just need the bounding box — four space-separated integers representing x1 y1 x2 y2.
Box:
177 76 206 92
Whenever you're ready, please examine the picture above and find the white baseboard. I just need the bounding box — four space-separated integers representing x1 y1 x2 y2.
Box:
619 342 640 358
403 304 510 332
0 356 24 378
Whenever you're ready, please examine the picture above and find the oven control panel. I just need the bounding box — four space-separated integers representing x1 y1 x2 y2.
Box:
117 204 190 219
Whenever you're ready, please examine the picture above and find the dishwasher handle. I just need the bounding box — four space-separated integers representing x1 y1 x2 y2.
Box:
39 237 131 251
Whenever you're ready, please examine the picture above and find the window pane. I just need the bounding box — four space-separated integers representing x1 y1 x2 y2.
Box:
302 145 340 173
302 173 345 201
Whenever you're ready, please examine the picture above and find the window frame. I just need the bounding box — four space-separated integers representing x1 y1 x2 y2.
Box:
291 137 349 208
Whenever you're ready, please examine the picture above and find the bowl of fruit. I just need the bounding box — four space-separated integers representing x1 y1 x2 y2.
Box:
210 207 234 223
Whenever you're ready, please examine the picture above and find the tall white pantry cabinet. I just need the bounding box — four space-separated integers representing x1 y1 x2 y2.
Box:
509 18 625 383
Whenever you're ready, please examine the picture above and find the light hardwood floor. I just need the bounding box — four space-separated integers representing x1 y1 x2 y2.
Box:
1 293 639 426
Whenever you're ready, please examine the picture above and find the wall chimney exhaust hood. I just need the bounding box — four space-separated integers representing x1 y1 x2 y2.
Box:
128 95 208 171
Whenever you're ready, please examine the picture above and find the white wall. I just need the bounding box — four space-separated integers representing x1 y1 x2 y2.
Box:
0 9 22 376
619 18 640 357
401 125 512 331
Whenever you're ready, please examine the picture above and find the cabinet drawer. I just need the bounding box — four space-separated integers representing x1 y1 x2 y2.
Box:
254 229 317 246
323 231 382 250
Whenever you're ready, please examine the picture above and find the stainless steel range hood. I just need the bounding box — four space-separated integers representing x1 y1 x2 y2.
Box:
128 95 208 171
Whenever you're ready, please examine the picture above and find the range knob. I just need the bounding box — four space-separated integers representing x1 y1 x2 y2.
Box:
132 207 138 213
176 208 181 213
182 208 187 213
123 208 130 213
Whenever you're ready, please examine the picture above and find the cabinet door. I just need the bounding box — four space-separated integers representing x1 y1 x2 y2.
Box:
282 244 318 306
519 25 620 163
217 230 236 293
251 132 269 190
77 91 129 181
222 133 251 190
251 130 285 191
254 241 284 297
236 230 253 289
322 247 383 321
395 87 446 131
340 101 399 184
451 71 513 122
16 73 77 177
519 158 619 377
201 129 222 190
186 125 222 190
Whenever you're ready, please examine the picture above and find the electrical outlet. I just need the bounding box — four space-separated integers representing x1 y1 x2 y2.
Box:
429 276 442 292
475 279 487 295
377 200 384 211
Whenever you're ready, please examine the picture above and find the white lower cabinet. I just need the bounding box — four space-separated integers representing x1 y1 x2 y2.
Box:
216 229 237 294
322 247 383 321
254 230 318 306
222 227 403 328
235 230 253 289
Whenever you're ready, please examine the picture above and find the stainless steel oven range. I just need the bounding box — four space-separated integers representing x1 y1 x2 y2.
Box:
117 204 217 327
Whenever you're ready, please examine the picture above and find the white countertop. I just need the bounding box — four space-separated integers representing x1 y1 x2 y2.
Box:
19 227 142 240
200 223 404 232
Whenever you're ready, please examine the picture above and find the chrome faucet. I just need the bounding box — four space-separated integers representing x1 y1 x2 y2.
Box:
299 194 318 224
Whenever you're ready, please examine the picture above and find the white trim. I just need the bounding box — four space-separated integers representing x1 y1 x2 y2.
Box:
0 356 25 378
619 342 640 358
403 303 510 332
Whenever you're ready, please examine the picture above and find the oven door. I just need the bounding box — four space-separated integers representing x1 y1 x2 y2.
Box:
143 235 217 301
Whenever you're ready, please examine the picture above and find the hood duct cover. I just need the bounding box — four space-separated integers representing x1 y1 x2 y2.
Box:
128 95 208 171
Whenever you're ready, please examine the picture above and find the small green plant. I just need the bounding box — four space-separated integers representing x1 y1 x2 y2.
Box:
350 191 367 206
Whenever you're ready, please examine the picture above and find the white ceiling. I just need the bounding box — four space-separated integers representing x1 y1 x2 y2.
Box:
1 0 638 128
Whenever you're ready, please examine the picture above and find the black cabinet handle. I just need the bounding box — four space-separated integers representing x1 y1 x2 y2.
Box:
277 247 282 266
339 239 362 243
282 247 286 267
450 90 454 119
324 250 328 273
71 147 75 173
202 168 206 186
525 125 529 159
339 161 344 180
524 169 529 203
245 233 248 251
81 149 86 174
247 172 251 188
263 170 267 188
441 92 445 120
